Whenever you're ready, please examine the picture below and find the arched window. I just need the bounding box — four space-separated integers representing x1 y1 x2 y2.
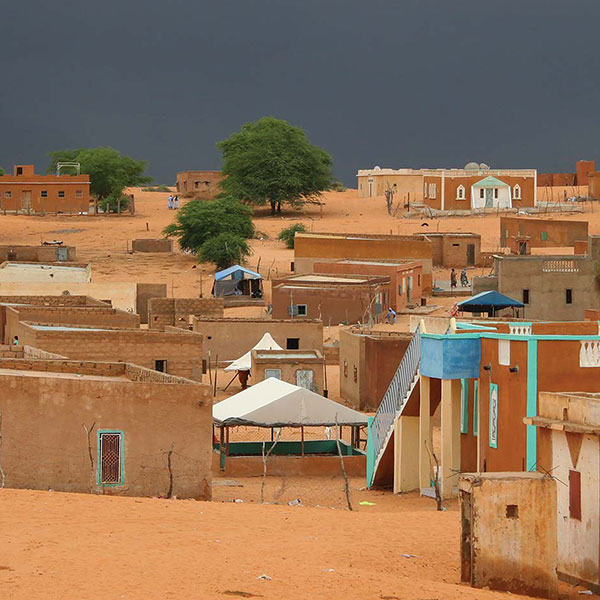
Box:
456 184 466 200
513 184 522 200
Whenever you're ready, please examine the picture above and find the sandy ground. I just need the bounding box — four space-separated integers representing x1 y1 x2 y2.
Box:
1 188 597 599
0 488 589 600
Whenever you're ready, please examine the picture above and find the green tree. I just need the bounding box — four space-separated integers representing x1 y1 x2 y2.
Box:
163 196 254 253
0 167 4 176
218 117 333 215
278 223 307 249
47 147 152 205
198 232 252 269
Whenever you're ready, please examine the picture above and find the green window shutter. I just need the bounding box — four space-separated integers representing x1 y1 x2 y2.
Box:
461 379 469 434
541 232 548 241
473 381 478 436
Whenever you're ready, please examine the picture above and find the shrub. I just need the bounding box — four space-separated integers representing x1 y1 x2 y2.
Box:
330 179 347 192
278 223 307 249
98 194 129 213
142 185 172 192
198 233 252 269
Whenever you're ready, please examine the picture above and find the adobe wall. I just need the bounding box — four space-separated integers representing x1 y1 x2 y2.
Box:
192 318 323 362
0 294 106 307
496 255 599 320
0 245 76 262
136 283 168 324
293 233 433 292
0 283 139 313
271 282 378 326
176 170 223 198
0 262 91 283
339 327 365 409
459 474 557 598
2 305 140 344
538 173 576 187
589 172 600 199
251 352 325 393
576 160 595 186
357 172 423 200
0 364 212 499
500 217 588 249
131 239 173 253
15 323 203 381
149 297 224 330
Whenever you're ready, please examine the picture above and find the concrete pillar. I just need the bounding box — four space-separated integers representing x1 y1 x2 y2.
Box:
441 378 461 499
419 374 432 489
393 415 420 494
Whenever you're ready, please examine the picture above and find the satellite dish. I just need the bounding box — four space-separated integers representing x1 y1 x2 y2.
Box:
479 163 490 170
464 162 479 171
373 166 381 171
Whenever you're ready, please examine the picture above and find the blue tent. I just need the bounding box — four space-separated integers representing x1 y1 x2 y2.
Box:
457 290 524 316
213 265 263 298
214 265 261 281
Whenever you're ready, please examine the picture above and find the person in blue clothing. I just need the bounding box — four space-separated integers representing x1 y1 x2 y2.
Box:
386 307 397 324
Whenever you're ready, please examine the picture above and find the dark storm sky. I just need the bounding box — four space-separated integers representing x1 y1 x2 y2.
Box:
1 0 599 186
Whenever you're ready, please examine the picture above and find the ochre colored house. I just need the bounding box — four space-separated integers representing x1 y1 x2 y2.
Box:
0 165 90 213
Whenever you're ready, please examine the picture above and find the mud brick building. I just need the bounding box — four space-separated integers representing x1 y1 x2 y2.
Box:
1 303 140 344
271 273 389 326
293 232 433 293
500 217 588 252
0 262 91 283
192 317 323 363
149 297 224 330
0 358 212 499
13 322 203 380
412 232 482 267
313 260 423 312
176 170 223 198
0 245 76 262
0 164 90 213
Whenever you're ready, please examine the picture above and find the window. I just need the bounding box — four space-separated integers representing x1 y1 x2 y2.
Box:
505 229 509 239
489 383 499 448
417 274 421 286
343 360 348 377
541 231 548 241
353 366 358 383
398 282 403 295
506 505 519 519
498 340 510 366
494 188 499 199
58 191 65 198
452 243 460 247
513 184 522 200
569 470 581 520
40 190 48 198
429 183 437 199
456 184 466 200
424 183 428 199
286 337 300 350
296 304 307 316
4 191 12 199
98 431 123 485
154 359 167 372
16 167 23 175
265 369 281 380
479 189 484 199
75 190 83 198
566 289 573 304
522 289 530 305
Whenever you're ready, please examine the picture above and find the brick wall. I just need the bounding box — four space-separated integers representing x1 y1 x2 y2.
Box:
16 322 203 381
136 283 167 325
0 245 76 262
149 297 224 330
0 361 212 499
131 239 173 252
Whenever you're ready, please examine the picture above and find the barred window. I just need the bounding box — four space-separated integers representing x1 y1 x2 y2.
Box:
99 431 123 485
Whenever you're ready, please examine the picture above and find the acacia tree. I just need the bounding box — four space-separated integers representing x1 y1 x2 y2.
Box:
47 147 152 207
218 117 334 215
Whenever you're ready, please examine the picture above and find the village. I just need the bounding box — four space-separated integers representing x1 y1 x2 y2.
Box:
0 153 600 600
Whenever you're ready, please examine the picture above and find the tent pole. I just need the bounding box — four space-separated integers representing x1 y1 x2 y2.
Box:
219 426 225 471
301 426 305 456
226 426 230 456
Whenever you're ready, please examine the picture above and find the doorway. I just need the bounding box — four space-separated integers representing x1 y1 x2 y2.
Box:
484 188 493 208
154 359 167 373
406 276 413 303
57 247 68 261
466 244 475 266
21 190 32 212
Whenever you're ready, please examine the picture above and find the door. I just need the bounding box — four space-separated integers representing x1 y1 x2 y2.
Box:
466 244 475 266
484 188 494 208
57 247 68 261
406 276 413 303
296 369 314 391
21 190 32 212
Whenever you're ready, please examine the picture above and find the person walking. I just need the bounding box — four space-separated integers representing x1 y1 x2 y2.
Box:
450 268 457 290
167 195 173 210
460 268 469 287
386 307 397 324
174 196 180 209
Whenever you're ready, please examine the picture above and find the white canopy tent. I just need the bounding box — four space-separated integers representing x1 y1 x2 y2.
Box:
224 332 283 372
213 377 369 427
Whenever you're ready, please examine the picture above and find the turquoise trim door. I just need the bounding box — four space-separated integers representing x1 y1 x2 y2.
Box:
366 417 375 488
526 340 538 470
460 379 469 433
489 383 498 449
97 430 125 486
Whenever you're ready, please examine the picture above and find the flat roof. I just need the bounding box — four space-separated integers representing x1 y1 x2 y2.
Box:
0 368 126 382
1 263 87 272
255 351 320 360
31 325 109 332
290 275 370 284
